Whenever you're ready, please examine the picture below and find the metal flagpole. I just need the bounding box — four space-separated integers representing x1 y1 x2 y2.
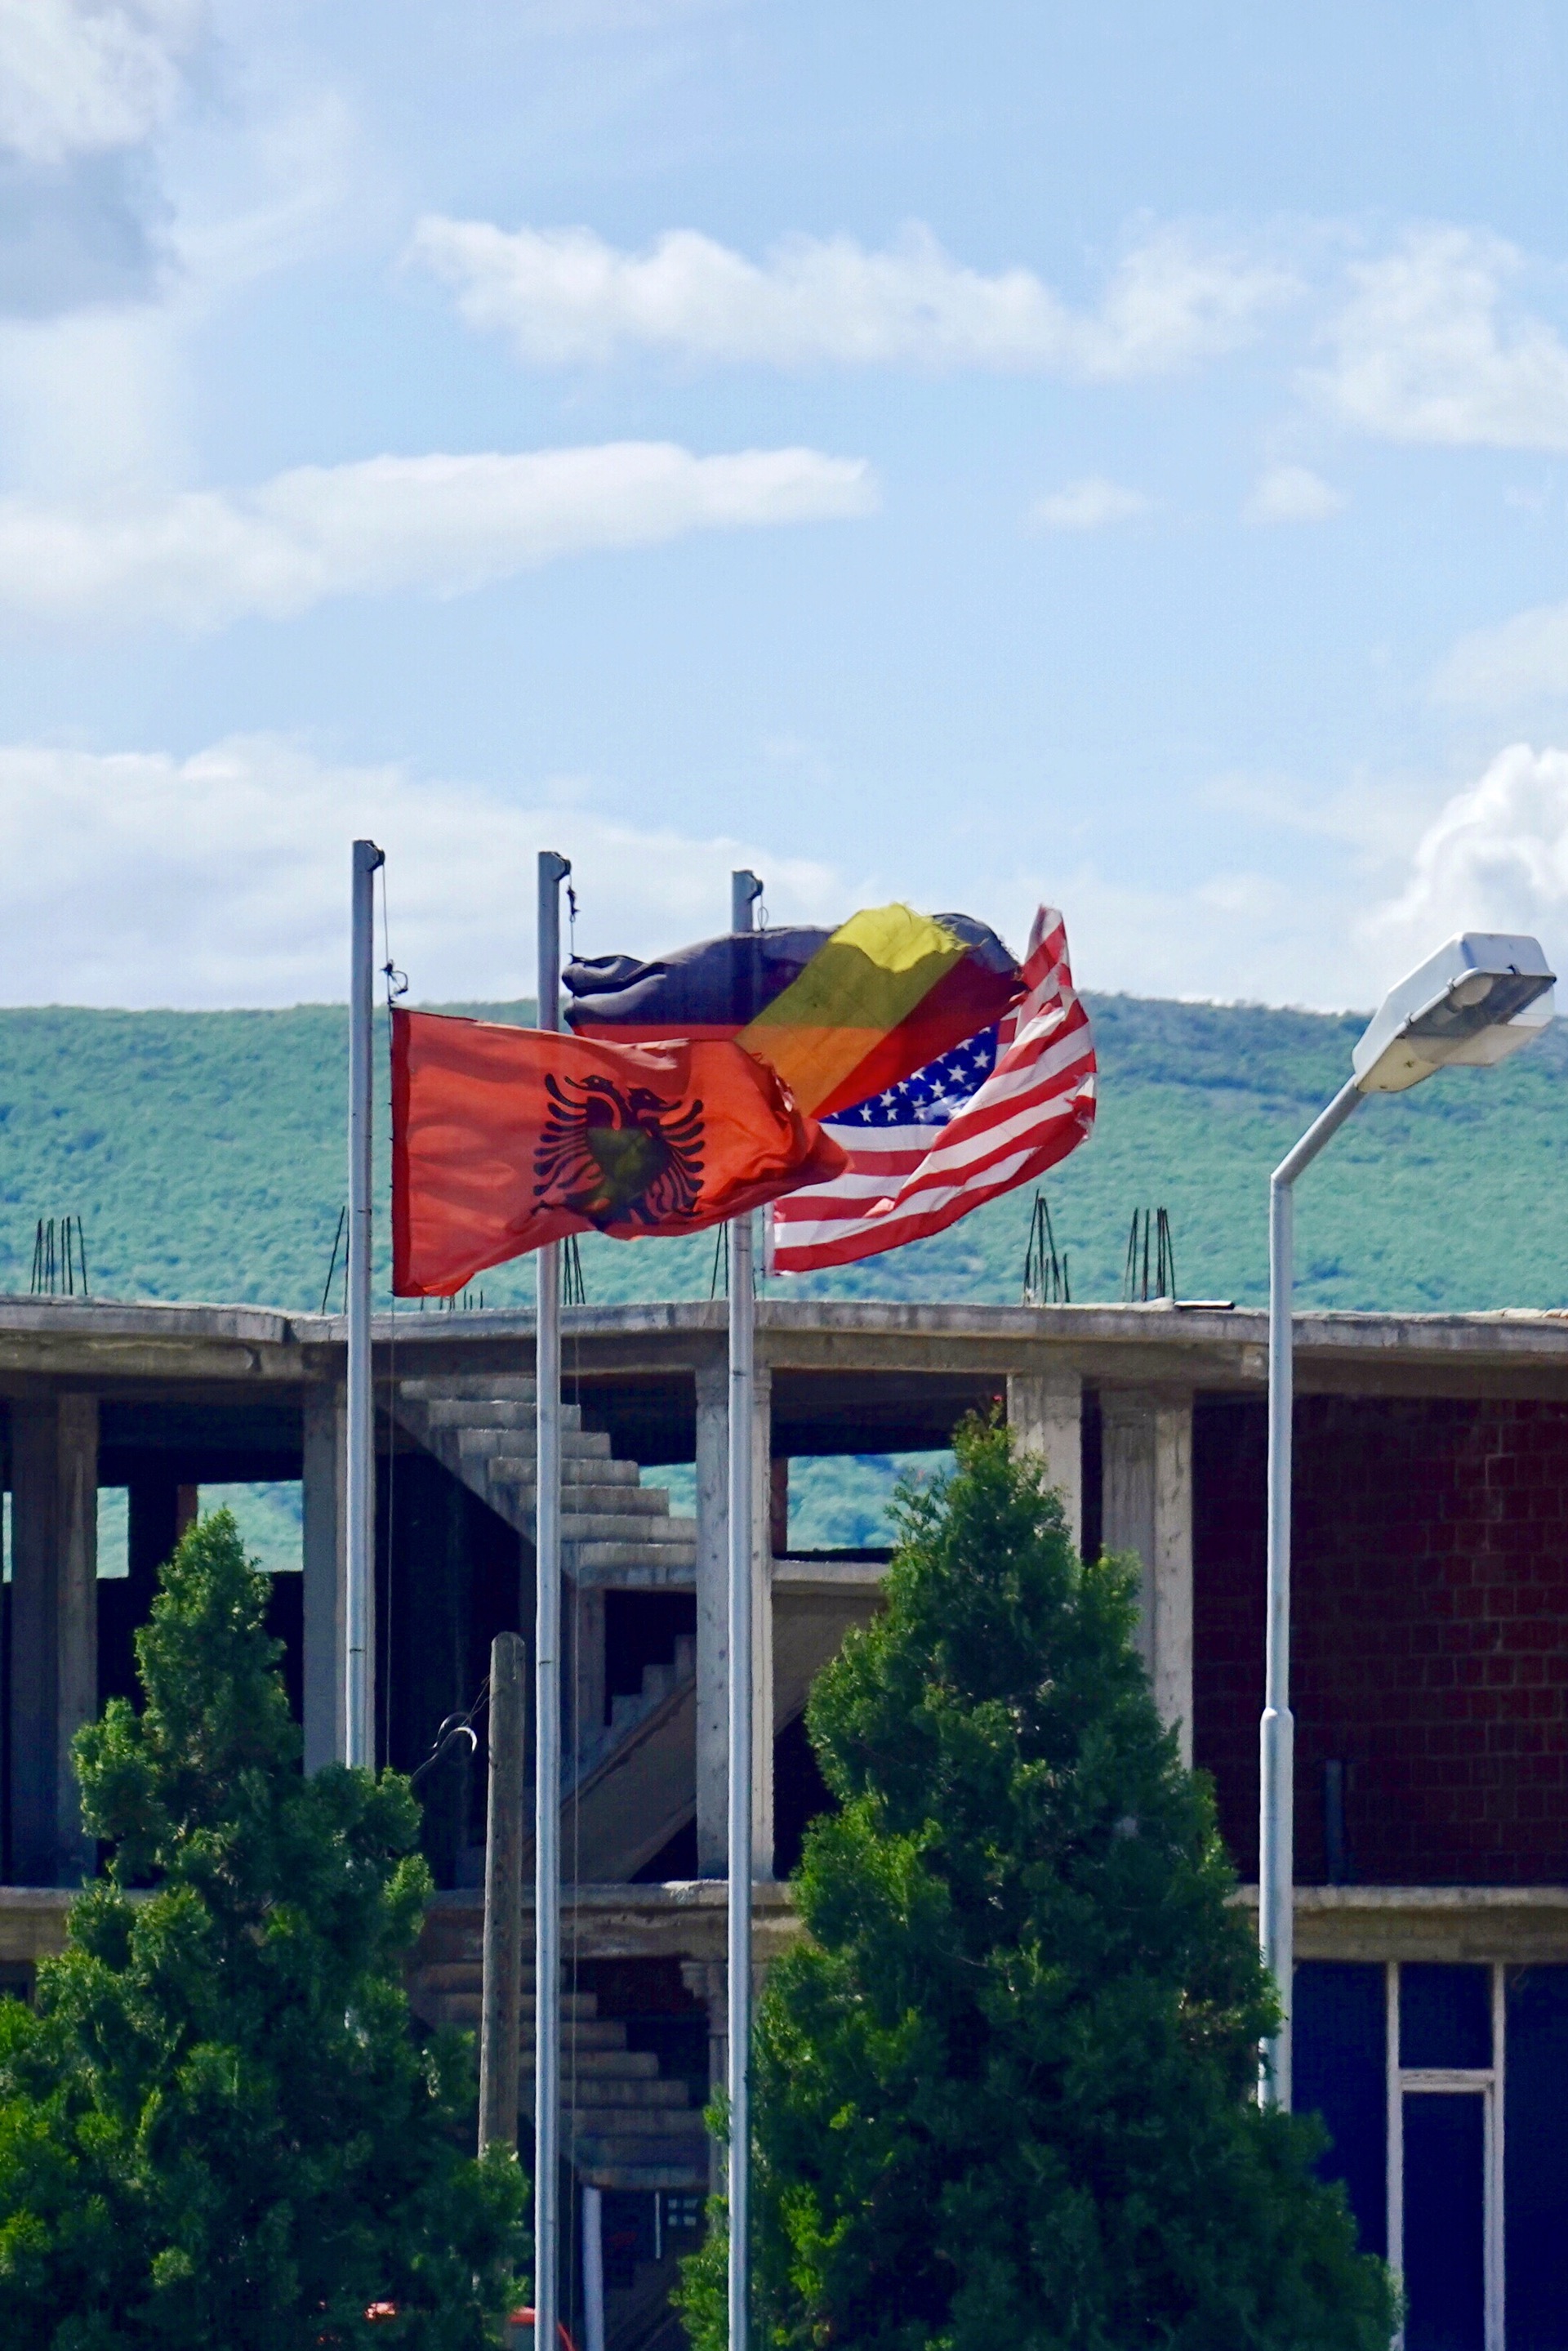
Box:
345 836 384 1769
534 848 571 2351
728 867 762 2351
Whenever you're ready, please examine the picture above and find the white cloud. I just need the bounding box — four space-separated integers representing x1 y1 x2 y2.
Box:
1436 600 1568 708
15 729 1566 1017
0 441 875 627
1028 476 1149 531
0 305 186 493
1365 742 1568 970
410 215 1292 377
0 78 366 487
1003 859 1364 1007
1316 227 1568 450
0 0 204 164
171 84 369 306
1035 744 1568 1011
0 734 844 1006
1244 462 1344 524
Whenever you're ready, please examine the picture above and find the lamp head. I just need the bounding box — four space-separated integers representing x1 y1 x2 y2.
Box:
1352 933 1556 1094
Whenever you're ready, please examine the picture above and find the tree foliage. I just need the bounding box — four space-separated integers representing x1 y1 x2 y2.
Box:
679 1420 1395 2350
0 1510 525 2349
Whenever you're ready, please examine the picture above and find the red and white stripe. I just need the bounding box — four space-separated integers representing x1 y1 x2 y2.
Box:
772 907 1096 1274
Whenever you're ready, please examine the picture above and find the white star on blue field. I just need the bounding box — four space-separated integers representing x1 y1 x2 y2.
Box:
835 1030 1000 1128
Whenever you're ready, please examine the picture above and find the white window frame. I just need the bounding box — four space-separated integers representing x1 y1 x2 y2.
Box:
1385 1961 1506 2351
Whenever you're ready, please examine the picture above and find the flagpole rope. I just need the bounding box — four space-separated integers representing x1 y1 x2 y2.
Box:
564 885 583 2351
568 1309 583 2351
378 865 407 1772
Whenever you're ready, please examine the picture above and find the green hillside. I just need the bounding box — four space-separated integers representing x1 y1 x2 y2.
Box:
1 992 1566 1318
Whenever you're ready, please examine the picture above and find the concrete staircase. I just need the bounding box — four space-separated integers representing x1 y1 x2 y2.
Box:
601 2250 694 2351
532 1593 875 1885
545 1643 698 1885
411 1908 710 2192
393 1375 697 1586
574 1632 695 1789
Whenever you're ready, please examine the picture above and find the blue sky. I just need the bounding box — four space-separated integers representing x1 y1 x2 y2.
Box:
4 0 1568 1009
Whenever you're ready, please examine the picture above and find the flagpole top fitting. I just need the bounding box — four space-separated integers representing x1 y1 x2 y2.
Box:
732 870 764 934
540 851 572 886
354 840 385 873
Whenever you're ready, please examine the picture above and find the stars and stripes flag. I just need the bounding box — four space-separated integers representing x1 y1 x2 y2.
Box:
770 907 1096 1274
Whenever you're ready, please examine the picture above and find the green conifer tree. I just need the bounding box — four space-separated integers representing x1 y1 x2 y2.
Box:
0 1510 525 2349
679 1420 1395 2351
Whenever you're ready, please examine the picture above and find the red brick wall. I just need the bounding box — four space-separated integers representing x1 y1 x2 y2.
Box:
1192 1393 1568 1886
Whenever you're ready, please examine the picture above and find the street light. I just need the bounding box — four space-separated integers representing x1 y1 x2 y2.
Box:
1259 933 1556 2108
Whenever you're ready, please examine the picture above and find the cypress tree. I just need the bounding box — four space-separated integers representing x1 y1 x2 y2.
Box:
679 1419 1395 2350
0 1510 525 2348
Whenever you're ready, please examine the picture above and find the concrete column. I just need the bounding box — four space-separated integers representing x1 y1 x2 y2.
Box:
569 1582 606 1775
679 1958 728 2193
1007 1369 1083 1550
693 1358 776 1879
302 1381 347 1773
694 1360 728 1876
1100 1387 1193 1763
10 1394 98 1885
751 1366 775 1882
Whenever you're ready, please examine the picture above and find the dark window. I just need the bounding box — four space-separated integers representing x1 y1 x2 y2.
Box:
1294 1961 1387 2256
1401 1965 1491 2071
604 1590 697 1718
1403 2094 1486 2351
772 1711 834 1878
599 2189 656 2291
1506 1965 1568 2349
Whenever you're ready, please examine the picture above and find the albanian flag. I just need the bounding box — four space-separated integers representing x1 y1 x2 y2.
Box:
390 1008 847 1297
565 903 1022 1118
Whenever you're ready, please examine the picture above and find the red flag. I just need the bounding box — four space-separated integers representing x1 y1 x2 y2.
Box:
391 1008 846 1297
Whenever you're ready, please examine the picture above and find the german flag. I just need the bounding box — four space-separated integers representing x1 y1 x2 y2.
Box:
564 904 1022 1118
391 1009 846 1297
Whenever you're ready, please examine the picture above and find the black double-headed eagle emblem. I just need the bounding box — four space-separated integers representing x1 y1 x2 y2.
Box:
534 1073 706 1229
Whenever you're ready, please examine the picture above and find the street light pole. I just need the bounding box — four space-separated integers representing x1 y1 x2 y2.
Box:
1258 934 1553 2108
1261 1078 1361 2108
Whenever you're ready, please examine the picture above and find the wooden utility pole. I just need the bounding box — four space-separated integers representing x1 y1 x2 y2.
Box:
479 1629 528 2152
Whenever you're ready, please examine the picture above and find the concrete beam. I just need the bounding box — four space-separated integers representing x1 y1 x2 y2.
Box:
1006 1369 1083 1550
7 1879 1567 1983
9 1395 98 1885
1100 1386 1193 1764
13 1295 1568 1411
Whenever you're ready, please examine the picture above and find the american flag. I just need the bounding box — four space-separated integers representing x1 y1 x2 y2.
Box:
771 908 1096 1274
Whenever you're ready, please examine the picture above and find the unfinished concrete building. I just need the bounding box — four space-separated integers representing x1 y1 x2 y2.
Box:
2 1294 1566 2351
